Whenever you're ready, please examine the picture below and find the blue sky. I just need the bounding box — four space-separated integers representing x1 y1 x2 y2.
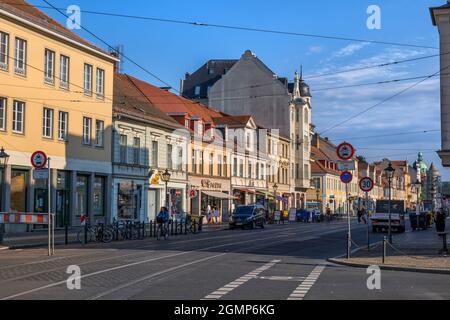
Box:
31 0 449 179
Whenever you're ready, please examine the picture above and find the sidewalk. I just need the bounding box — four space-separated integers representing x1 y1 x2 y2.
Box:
330 218 450 274
0 222 230 250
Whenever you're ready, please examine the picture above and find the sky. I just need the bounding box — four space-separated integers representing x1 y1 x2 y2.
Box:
29 0 450 180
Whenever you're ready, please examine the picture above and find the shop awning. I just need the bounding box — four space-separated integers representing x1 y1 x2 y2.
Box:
202 191 237 200
256 190 275 198
233 188 255 194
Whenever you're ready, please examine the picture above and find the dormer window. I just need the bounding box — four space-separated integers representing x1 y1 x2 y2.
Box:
194 86 201 97
208 68 215 75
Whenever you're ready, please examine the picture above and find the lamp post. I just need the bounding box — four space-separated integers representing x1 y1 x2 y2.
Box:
273 183 278 211
414 180 422 229
0 147 10 243
161 169 171 208
384 162 395 244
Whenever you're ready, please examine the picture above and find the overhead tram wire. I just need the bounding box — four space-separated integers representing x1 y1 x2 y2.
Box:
9 2 437 50
330 129 440 141
318 64 450 136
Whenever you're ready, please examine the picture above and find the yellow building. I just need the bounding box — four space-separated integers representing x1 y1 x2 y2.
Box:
0 1 117 232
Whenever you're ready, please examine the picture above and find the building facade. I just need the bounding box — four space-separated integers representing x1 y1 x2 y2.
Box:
0 1 117 233
430 2 450 167
182 50 312 209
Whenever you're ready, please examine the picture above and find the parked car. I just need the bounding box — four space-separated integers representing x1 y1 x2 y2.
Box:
371 200 406 233
229 204 266 229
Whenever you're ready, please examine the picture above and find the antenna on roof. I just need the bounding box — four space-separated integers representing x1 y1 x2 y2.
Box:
109 44 124 73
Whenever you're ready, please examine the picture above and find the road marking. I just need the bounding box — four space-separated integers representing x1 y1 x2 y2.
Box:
203 260 281 300
88 253 227 300
287 265 326 301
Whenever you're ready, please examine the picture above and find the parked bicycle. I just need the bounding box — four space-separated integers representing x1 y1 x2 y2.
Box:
77 222 113 244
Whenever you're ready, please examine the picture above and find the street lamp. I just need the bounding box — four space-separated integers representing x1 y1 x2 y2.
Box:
413 180 422 229
161 169 171 208
384 162 395 244
0 147 10 243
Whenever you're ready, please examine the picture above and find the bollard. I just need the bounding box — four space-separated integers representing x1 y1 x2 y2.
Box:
171 220 174 236
175 221 178 236
382 236 387 264
149 221 153 238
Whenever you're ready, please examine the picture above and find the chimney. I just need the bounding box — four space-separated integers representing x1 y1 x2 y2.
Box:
312 133 320 148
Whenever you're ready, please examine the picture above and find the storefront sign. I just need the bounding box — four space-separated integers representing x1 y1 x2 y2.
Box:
201 179 222 189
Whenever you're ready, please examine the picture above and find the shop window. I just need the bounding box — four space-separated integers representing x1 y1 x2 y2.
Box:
75 175 89 217
11 170 27 213
117 182 141 220
93 176 105 216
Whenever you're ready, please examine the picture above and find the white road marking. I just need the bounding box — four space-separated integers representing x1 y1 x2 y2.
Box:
203 260 281 300
89 253 227 300
287 265 326 300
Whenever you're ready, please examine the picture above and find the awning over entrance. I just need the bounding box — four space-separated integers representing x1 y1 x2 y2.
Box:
233 188 255 194
202 191 237 200
256 190 275 198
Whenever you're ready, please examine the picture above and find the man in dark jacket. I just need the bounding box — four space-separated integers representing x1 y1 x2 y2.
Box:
435 208 446 234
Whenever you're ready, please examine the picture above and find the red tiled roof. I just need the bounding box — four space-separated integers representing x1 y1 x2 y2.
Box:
0 0 112 58
113 74 183 130
311 160 340 176
213 115 252 127
126 74 223 123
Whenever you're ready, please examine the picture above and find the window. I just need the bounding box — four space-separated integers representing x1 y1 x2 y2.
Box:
12 100 24 133
296 164 300 180
217 155 222 176
208 68 215 75
260 163 264 180
191 149 196 173
167 144 173 169
58 111 68 141
304 164 310 180
84 64 93 95
209 153 214 175
296 108 299 122
246 132 251 149
82 117 91 145
133 137 140 165
14 38 26 75
0 97 6 130
94 120 104 147
248 162 252 179
96 68 105 98
194 86 201 96
151 141 158 167
119 134 127 163
44 49 55 84
304 108 309 124
233 158 237 177
177 147 183 171
42 107 53 138
93 176 105 216
256 162 259 180
239 159 244 178
223 156 228 177
200 151 204 174
0 32 9 70
117 182 141 220
60 55 70 89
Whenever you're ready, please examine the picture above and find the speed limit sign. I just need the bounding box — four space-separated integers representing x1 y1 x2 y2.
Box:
359 177 374 192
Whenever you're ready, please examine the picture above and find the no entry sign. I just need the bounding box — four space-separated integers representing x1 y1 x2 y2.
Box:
359 177 374 193
30 151 47 169
336 142 355 161
340 171 353 184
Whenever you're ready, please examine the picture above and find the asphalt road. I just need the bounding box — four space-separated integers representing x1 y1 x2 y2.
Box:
0 220 448 300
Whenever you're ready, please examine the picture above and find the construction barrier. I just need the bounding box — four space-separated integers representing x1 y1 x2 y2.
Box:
0 212 55 256
0 213 49 224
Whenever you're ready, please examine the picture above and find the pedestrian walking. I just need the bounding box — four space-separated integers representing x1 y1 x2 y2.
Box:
326 207 332 222
206 204 212 224
435 208 446 234
357 208 362 224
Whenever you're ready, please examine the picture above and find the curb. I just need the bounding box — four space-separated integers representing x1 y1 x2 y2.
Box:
327 257 450 275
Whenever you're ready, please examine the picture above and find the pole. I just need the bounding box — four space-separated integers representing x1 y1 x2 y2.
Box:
165 181 169 207
47 157 51 256
346 183 351 259
388 178 392 244
366 191 370 251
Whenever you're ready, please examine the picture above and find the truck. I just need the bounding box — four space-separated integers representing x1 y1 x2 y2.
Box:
371 200 406 233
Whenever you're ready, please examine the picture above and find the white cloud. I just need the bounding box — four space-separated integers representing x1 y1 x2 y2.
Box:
329 42 370 60
307 45 324 55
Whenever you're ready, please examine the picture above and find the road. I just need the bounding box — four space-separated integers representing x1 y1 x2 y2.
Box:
0 220 448 300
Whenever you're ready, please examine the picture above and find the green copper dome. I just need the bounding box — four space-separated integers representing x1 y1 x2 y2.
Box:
413 152 428 174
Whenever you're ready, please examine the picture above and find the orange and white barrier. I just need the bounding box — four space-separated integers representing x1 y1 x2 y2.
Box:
0 213 50 225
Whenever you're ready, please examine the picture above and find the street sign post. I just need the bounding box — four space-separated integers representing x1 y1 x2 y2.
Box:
339 170 353 259
340 171 353 184
360 177 374 252
336 142 355 161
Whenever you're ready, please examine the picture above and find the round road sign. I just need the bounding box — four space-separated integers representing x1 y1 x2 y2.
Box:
359 177 374 192
336 142 355 161
31 151 47 169
340 171 353 184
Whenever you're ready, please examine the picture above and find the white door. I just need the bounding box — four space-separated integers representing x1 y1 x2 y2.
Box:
148 189 159 221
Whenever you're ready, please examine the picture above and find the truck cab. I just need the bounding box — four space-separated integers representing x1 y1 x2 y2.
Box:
371 200 406 233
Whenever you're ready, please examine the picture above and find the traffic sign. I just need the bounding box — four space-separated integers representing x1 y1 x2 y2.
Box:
336 142 355 161
359 177 374 192
340 171 353 184
31 151 47 169
337 160 356 171
33 169 49 180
